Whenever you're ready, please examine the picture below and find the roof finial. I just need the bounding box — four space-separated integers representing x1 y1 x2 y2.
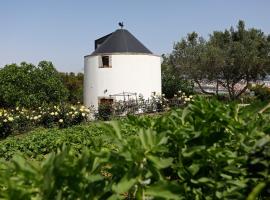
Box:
118 22 124 29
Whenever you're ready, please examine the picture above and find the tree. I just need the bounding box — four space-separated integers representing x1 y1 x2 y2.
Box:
0 61 68 108
59 72 84 104
169 21 270 100
208 21 270 99
168 32 211 95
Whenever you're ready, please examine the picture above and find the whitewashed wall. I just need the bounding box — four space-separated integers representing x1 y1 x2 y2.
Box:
84 54 161 108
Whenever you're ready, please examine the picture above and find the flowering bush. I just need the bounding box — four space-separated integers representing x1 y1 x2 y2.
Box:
0 104 90 138
169 90 193 107
94 92 194 120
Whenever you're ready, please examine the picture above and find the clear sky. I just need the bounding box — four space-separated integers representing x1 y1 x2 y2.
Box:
1 0 270 72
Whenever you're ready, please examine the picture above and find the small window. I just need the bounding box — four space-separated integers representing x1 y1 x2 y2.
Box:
99 56 112 68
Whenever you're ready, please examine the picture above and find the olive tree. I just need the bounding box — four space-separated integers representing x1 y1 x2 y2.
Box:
169 21 270 100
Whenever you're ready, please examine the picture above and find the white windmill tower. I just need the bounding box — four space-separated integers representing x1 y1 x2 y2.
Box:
84 23 161 109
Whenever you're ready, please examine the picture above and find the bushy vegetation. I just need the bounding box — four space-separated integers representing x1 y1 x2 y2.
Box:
0 98 269 199
0 61 85 109
0 61 69 108
162 55 194 98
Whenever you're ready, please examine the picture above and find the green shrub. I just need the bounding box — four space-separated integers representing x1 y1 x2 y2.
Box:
97 104 113 121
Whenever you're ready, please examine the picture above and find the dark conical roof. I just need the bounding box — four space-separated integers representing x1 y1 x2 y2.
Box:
91 29 152 55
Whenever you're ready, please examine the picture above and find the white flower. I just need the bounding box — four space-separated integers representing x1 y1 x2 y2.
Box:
59 119 63 123
184 98 190 102
71 106 76 110
34 116 38 120
82 113 86 117
8 117 14 122
50 112 55 116
54 112 58 116
3 119 8 123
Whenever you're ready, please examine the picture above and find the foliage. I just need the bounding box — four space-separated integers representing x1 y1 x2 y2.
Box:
0 124 105 161
59 72 84 104
96 103 113 121
162 55 194 98
0 117 138 161
250 84 270 101
0 61 69 108
0 104 90 138
0 97 270 199
95 92 194 120
167 20 270 100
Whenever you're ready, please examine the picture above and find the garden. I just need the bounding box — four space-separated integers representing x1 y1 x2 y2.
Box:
0 20 270 199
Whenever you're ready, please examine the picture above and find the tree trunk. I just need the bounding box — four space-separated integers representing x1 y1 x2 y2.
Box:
236 82 249 98
215 80 219 96
195 79 215 95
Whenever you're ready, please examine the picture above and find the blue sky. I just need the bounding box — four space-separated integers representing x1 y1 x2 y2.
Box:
1 0 270 72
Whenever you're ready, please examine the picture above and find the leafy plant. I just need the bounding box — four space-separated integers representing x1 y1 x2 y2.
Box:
0 97 270 199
